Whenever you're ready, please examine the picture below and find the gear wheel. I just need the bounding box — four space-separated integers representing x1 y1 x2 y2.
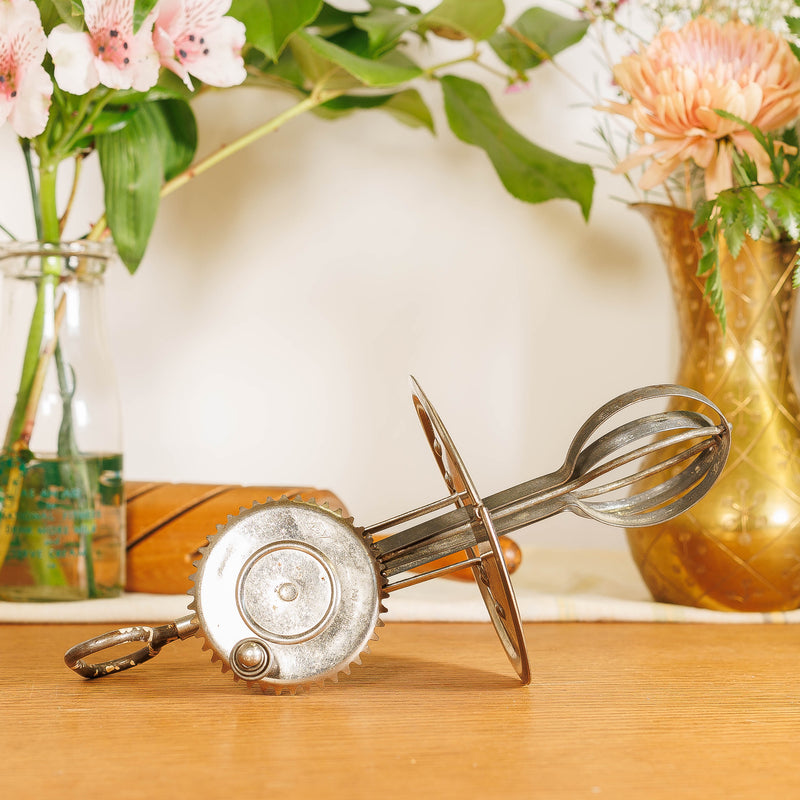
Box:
188 497 387 694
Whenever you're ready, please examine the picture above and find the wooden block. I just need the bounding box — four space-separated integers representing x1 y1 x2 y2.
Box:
124 482 522 594
125 481 349 594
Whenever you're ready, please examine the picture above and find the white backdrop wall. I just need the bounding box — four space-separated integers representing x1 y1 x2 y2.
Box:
0 2 696 550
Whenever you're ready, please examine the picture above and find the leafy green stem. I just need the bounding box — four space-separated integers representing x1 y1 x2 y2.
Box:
22 138 42 240
423 51 480 79
504 25 594 100
57 89 115 157
55 346 97 596
50 88 108 159
88 90 338 240
0 156 68 582
162 91 330 198
59 155 85 237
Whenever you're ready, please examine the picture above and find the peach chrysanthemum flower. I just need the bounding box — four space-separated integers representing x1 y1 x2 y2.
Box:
601 16 800 199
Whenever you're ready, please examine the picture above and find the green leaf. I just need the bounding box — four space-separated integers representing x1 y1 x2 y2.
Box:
327 26 372 57
231 0 323 60
289 33 361 90
490 7 590 72
39 0 84 31
786 15 800 36
139 99 198 181
722 219 746 259
738 149 759 183
382 88 434 130
716 190 741 225
715 108 787 179
703 268 727 332
246 45 306 88
368 0 423 11
694 220 727 331
440 75 593 218
354 8 423 55
423 0 504 41
739 188 769 239
765 185 800 240
711 188 748 258
319 88 434 131
97 108 164 273
133 0 158 32
293 30 422 86
693 199 715 229
311 4 357 37
71 106 138 149
697 230 717 276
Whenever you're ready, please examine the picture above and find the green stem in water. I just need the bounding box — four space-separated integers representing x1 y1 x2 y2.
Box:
0 158 69 588
55 347 97 596
2 162 60 449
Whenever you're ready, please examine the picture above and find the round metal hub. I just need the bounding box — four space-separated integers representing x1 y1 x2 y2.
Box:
238 542 339 643
191 499 384 692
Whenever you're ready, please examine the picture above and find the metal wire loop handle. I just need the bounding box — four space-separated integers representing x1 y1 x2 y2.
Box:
64 615 198 678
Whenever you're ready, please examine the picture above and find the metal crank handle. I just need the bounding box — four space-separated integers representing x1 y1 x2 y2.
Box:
64 614 198 678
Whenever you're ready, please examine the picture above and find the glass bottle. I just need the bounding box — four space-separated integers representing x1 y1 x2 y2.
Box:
0 241 124 601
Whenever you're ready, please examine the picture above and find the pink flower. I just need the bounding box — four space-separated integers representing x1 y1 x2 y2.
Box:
48 0 160 95
601 16 800 198
0 0 52 137
153 0 246 89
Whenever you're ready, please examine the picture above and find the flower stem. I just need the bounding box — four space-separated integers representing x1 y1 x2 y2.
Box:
60 155 84 237
0 159 68 583
504 26 594 100
423 52 480 78
22 139 42 240
51 88 111 159
3 163 60 449
161 93 327 199
88 91 336 241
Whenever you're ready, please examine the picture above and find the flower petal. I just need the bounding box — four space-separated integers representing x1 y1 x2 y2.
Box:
599 15 800 196
48 24 99 95
703 141 734 198
182 16 245 87
8 63 52 136
154 0 246 89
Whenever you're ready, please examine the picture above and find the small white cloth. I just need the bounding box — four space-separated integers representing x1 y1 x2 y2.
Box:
2 548 799 624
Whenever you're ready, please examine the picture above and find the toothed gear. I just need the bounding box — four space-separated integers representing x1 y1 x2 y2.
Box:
189 498 386 693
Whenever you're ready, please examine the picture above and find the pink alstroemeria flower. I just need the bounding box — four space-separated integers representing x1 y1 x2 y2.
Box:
154 0 246 89
0 0 52 137
48 0 160 95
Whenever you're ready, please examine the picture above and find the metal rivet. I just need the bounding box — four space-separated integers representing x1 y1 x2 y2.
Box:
277 582 299 602
231 639 270 679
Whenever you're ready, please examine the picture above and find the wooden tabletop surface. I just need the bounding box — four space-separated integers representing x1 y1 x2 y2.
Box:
2 620 799 799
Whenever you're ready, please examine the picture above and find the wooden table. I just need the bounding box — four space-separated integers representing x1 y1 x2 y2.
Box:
2 621 799 798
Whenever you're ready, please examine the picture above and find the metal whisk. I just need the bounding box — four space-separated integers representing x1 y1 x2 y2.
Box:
65 379 729 692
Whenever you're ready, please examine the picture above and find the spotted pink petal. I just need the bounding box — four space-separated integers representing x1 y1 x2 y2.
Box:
0 0 52 137
154 0 246 89
48 0 159 95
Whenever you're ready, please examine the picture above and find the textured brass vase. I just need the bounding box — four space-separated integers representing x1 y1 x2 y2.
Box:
627 203 800 611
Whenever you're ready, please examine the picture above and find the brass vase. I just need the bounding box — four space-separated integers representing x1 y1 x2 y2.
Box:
627 203 800 611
